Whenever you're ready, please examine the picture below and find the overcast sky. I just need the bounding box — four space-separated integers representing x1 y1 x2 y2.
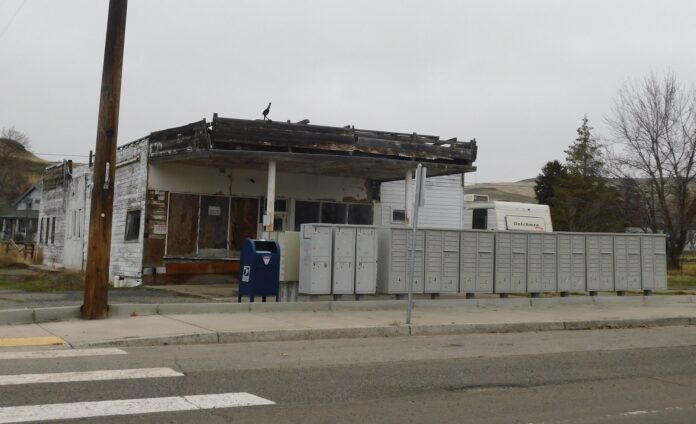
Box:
1 0 694 183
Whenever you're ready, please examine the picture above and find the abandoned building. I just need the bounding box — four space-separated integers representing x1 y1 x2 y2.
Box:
0 185 41 242
37 115 477 286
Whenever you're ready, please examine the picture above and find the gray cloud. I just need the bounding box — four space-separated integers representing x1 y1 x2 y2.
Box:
1 0 694 182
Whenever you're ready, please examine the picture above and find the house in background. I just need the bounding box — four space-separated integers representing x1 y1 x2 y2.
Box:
37 115 477 286
0 185 41 242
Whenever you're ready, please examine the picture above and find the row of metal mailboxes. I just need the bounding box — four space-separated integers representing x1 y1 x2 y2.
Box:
298 224 667 295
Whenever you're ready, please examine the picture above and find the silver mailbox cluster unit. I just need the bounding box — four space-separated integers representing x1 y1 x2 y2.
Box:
299 224 378 295
490 231 666 294
377 228 460 294
376 227 666 295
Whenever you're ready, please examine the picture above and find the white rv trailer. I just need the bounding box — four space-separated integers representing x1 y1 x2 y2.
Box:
463 200 553 232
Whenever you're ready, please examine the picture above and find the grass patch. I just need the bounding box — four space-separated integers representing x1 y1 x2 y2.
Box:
0 271 84 292
668 261 696 288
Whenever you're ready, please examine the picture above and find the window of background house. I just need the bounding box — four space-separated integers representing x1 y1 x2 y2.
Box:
125 210 141 241
472 209 488 230
39 218 44 243
50 217 55 244
391 209 405 224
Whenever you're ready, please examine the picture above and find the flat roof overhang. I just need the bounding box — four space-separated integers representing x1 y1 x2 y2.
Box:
149 149 476 182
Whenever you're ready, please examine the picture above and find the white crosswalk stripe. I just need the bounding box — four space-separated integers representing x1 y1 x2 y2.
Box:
0 392 275 423
0 367 183 386
0 348 127 360
0 347 275 420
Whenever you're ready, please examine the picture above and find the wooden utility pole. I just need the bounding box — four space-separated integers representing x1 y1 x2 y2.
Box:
82 0 128 319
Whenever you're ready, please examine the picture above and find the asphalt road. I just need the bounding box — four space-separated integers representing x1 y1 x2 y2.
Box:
1 326 696 423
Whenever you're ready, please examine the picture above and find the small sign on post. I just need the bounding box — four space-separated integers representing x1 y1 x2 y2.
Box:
406 164 426 325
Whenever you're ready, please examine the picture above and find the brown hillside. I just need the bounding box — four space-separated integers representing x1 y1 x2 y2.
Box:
464 181 537 203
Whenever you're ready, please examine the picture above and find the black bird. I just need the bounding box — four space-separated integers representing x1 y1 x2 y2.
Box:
262 102 271 120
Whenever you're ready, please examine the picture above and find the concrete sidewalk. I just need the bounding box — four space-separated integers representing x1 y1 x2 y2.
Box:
0 296 694 348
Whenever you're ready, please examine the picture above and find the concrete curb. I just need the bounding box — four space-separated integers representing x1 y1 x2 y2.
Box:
63 316 696 348
109 304 158 318
157 303 250 315
34 306 81 323
0 309 33 325
563 317 691 330
74 332 219 348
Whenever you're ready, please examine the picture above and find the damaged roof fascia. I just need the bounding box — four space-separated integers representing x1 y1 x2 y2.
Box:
146 115 478 182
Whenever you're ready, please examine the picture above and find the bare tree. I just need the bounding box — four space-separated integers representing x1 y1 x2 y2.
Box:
0 127 32 203
606 71 696 269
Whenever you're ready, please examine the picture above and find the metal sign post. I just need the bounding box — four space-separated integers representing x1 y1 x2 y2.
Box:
406 164 426 324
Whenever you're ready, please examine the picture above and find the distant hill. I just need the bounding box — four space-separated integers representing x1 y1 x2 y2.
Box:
0 138 51 204
465 181 537 203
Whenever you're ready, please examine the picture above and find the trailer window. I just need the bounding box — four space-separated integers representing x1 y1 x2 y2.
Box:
472 209 488 230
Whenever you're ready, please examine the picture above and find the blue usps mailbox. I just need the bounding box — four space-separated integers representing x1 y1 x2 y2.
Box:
238 239 281 302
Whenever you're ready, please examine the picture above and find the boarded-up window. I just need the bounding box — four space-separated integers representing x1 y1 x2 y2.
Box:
198 195 229 253
229 197 259 255
166 193 199 256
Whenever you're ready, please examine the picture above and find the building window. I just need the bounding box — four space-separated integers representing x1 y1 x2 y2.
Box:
124 210 141 241
50 217 55 244
294 201 321 230
472 209 488 230
39 218 44 243
391 209 406 224
348 204 372 225
320 202 347 224
294 200 373 230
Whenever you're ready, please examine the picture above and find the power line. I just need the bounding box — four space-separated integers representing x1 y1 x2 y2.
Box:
0 0 27 43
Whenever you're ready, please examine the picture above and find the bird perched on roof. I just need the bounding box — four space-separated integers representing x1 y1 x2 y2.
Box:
262 102 271 121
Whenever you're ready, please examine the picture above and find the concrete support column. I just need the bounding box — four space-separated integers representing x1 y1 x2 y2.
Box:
404 169 413 227
265 160 277 232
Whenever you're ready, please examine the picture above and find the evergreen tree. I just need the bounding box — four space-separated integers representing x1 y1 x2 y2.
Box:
534 115 625 232
534 160 567 206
